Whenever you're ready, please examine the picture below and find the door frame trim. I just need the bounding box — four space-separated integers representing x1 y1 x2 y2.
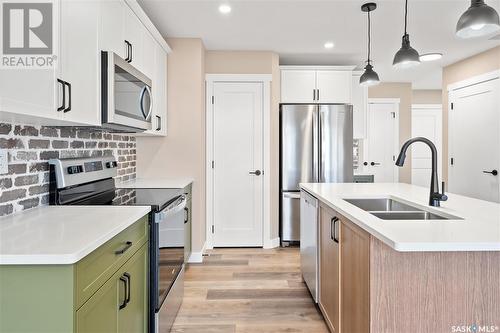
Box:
447 69 500 92
205 74 273 250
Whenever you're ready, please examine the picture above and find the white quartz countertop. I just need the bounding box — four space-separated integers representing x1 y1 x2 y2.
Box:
0 206 150 265
300 183 500 252
118 177 194 189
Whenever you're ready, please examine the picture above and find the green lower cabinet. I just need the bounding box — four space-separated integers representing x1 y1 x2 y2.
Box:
76 244 148 333
0 218 148 333
184 183 193 262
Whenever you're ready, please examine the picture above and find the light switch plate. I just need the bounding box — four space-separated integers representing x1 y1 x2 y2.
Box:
0 150 8 175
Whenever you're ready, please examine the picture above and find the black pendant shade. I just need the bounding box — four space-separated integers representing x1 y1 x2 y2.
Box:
360 2 380 86
456 0 500 38
393 0 420 69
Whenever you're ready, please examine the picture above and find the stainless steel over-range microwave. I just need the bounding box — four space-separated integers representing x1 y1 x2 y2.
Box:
101 51 153 132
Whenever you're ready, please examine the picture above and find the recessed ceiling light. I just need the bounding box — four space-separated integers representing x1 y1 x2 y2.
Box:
419 53 443 62
324 42 335 49
219 4 231 14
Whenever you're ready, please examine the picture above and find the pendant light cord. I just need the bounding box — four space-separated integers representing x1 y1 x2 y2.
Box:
404 0 408 34
367 10 371 63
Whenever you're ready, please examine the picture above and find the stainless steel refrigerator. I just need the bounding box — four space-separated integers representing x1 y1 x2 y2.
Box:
280 104 353 245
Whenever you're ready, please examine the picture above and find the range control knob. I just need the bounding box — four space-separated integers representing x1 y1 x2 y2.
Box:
106 161 118 168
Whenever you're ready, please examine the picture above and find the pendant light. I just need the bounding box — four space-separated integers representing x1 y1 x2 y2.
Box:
360 3 380 87
456 0 500 38
393 0 420 69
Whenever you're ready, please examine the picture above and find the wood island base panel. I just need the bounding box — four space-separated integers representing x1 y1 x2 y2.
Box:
370 238 500 333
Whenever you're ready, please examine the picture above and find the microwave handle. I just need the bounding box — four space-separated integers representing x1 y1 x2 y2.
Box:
145 86 153 120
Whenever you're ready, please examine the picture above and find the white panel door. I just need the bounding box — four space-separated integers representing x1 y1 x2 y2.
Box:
212 82 264 247
99 0 126 59
363 103 399 182
449 78 500 202
411 106 442 187
281 70 316 103
316 71 352 104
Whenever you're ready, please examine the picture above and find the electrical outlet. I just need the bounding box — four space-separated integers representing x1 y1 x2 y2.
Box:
0 150 8 175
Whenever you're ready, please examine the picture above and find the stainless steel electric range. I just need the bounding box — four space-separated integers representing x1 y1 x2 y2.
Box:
48 156 186 333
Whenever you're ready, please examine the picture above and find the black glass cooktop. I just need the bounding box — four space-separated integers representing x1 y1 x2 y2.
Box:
112 187 183 211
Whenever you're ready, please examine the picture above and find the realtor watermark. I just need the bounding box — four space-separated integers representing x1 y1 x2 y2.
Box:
451 324 500 333
1 1 56 68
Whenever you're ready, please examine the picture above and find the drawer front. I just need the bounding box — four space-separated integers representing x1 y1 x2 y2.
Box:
76 216 148 309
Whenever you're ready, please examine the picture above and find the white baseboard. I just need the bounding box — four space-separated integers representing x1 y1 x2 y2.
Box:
187 241 207 263
263 237 280 249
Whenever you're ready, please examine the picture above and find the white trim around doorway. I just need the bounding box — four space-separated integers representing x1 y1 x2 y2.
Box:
205 74 273 250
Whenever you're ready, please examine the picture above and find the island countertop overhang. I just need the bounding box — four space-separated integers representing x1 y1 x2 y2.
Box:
300 182 500 252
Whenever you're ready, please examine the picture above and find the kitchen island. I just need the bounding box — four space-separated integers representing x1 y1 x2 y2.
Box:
300 182 500 333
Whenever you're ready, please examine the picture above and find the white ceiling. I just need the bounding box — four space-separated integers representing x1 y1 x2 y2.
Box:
138 0 500 89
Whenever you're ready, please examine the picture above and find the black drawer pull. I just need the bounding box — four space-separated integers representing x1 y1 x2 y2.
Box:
115 241 133 255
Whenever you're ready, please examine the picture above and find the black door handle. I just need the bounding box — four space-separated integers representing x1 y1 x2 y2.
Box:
119 275 128 310
123 272 131 304
57 79 65 112
363 162 368 166
483 170 498 176
156 115 161 131
249 170 262 176
371 162 381 166
64 81 71 113
330 217 339 243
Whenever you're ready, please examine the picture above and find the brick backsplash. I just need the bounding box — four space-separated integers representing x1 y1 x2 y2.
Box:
0 122 137 217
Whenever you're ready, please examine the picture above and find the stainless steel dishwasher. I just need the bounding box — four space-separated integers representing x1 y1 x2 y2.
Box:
300 189 319 303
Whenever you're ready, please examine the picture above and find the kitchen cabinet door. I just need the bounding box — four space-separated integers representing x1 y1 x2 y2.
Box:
99 0 126 59
117 244 148 333
352 73 368 139
76 270 119 333
59 0 100 126
340 219 370 333
316 71 352 104
281 70 316 103
319 204 340 333
152 45 167 135
123 8 144 73
184 197 192 261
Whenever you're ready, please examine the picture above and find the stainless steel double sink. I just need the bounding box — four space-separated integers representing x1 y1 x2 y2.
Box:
343 198 462 221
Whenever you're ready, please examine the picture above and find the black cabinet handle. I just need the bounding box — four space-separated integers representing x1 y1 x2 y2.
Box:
184 207 189 224
156 115 161 131
123 272 131 304
57 79 65 112
483 170 498 176
330 217 339 243
128 42 133 62
371 162 381 166
124 40 131 62
115 241 133 255
317 89 320 101
64 81 71 113
119 275 128 310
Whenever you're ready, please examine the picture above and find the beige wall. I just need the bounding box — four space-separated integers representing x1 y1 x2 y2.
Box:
136 38 206 253
205 50 281 239
412 90 442 104
442 46 500 182
369 83 413 184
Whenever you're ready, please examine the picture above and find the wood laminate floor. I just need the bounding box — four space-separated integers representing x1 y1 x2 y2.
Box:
171 247 328 333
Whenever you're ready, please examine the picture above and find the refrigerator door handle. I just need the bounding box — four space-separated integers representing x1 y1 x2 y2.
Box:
312 109 319 183
283 192 301 199
318 109 324 183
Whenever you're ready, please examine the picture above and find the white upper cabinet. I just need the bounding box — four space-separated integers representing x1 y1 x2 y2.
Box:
281 70 317 103
99 0 126 59
0 0 170 132
280 67 354 104
316 70 352 104
59 0 100 126
351 73 368 139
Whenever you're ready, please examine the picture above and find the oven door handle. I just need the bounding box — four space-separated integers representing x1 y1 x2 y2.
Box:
155 195 187 222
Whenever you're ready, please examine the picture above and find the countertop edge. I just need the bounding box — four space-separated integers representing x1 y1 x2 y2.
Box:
300 183 500 252
0 207 151 265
